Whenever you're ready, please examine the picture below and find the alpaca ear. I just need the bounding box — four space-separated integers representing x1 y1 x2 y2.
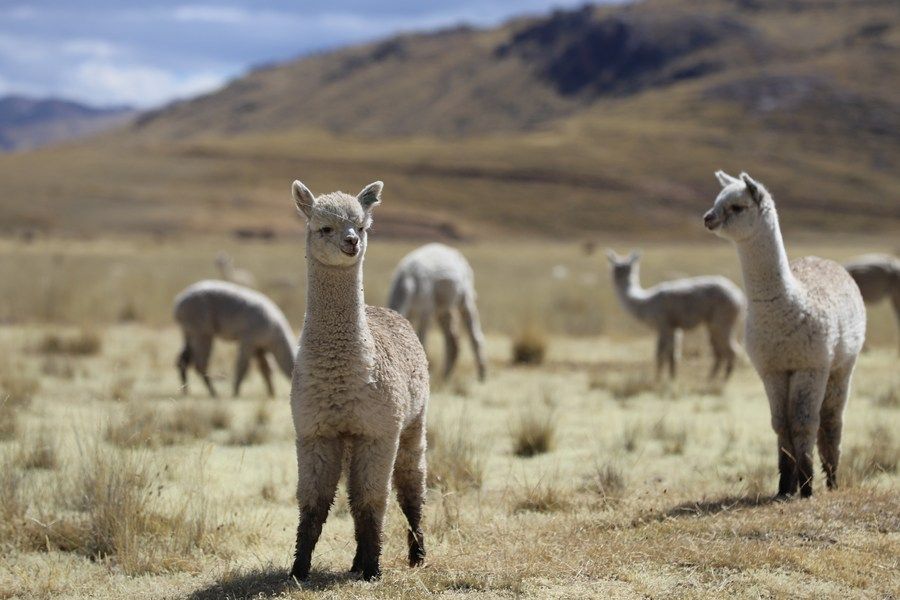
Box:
740 172 765 205
358 181 383 212
292 180 315 218
628 250 641 264
715 170 739 187
605 249 618 264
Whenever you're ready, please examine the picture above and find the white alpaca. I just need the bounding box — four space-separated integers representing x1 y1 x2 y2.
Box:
215 251 257 288
704 171 866 498
387 243 487 381
173 280 296 398
289 180 429 581
844 254 900 354
606 250 746 380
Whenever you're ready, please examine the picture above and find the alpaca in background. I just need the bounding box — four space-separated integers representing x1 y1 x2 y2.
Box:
606 250 745 380
388 243 487 381
215 251 257 288
844 254 900 354
704 170 865 498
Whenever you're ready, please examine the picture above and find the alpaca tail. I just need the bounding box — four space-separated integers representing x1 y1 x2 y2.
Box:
388 272 415 317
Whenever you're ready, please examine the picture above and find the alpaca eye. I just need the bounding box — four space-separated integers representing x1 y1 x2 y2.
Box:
320 227 333 234
732 205 744 214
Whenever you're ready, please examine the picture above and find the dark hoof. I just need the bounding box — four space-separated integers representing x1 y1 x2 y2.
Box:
361 568 381 581
289 562 309 582
773 493 793 502
409 553 426 568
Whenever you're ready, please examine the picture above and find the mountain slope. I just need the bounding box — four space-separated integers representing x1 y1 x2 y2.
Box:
0 96 133 152
0 0 897 239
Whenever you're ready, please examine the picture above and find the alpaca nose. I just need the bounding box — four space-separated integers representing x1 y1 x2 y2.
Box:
344 234 359 247
703 211 718 230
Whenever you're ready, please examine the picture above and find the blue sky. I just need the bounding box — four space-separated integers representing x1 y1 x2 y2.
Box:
0 1 597 108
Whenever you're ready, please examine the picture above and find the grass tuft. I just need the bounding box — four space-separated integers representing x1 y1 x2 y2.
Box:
510 409 556 458
36 330 102 356
511 326 547 365
427 418 485 492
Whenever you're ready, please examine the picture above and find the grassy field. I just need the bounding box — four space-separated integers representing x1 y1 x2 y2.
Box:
0 235 898 599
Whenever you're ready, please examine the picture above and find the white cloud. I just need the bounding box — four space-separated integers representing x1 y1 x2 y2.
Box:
172 5 249 24
64 61 226 107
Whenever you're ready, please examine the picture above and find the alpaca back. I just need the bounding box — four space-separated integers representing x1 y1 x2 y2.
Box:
390 244 473 315
845 254 900 303
174 280 288 345
644 276 744 329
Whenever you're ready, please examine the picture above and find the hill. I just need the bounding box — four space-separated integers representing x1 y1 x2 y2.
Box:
0 0 897 239
0 96 133 152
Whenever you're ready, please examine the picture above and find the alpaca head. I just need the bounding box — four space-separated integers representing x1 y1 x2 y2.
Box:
605 249 641 287
292 180 383 268
703 170 771 242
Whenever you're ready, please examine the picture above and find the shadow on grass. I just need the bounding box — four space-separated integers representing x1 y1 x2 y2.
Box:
187 568 358 600
664 494 777 518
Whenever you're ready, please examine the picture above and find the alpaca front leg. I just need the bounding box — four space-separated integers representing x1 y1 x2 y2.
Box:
290 436 343 581
761 372 794 498
655 330 673 380
233 344 252 397
788 369 829 498
347 436 398 580
436 310 459 380
669 329 683 378
255 349 275 398
393 416 427 567
818 365 853 490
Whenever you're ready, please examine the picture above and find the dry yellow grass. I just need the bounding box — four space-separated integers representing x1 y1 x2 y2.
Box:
0 235 897 599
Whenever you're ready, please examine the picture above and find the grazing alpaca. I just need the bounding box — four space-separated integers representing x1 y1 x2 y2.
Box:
704 170 866 498
388 243 487 381
173 280 296 398
844 254 900 354
289 179 429 581
606 250 745 380
215 251 257 288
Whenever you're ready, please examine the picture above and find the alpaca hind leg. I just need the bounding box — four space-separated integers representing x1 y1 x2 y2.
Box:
788 369 829 498
290 436 343 581
189 334 216 398
707 327 722 379
761 372 795 498
669 329 682 378
436 310 459 380
655 330 673 380
255 349 274 398
393 415 427 567
233 343 252 397
459 294 487 381
818 364 853 490
176 342 191 395
347 435 398 580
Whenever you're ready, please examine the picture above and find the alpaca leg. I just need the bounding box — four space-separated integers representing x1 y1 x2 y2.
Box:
655 330 673 380
818 365 853 490
233 343 252 397
416 312 431 348
669 329 682 378
290 436 343 581
707 327 722 379
347 435 399 580
256 349 274 398
723 337 738 381
189 334 216 398
788 369 829 498
436 310 459 380
176 342 191 395
393 415 427 567
761 372 794 498
893 291 900 355
459 294 487 381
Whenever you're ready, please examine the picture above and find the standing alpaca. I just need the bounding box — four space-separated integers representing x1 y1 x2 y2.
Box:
844 254 900 354
704 170 865 498
215 251 257 288
606 250 745 380
289 179 429 581
173 280 296 398
388 243 487 381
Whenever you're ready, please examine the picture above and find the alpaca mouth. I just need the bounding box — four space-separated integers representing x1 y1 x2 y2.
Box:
341 246 359 257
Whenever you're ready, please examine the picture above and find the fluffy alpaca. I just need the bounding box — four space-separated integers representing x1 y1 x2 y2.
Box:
388 243 487 381
173 280 296 397
704 170 866 498
844 254 900 354
289 179 429 581
215 251 257 288
606 250 746 380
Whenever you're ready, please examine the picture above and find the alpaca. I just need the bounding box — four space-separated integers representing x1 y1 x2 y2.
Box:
289 179 429 581
387 243 487 381
606 250 745 380
173 280 296 398
215 251 257 288
844 254 900 354
704 170 866 498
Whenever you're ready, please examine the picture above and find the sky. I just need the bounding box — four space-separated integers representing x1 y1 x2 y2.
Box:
0 1 596 109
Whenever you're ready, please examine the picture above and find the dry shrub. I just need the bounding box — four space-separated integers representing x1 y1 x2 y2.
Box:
652 418 689 455
0 454 27 544
36 330 102 356
0 403 19 441
427 418 485 492
40 356 75 379
16 427 58 470
511 409 556 457
0 371 40 407
591 370 657 400
872 382 900 409
108 375 135 402
620 421 644 453
843 425 899 486
117 301 141 323
513 478 570 513
106 402 224 448
583 461 627 502
227 423 270 447
511 326 547 365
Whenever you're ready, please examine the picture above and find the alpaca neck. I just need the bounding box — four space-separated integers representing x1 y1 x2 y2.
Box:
734 209 797 302
614 270 651 321
302 256 370 351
